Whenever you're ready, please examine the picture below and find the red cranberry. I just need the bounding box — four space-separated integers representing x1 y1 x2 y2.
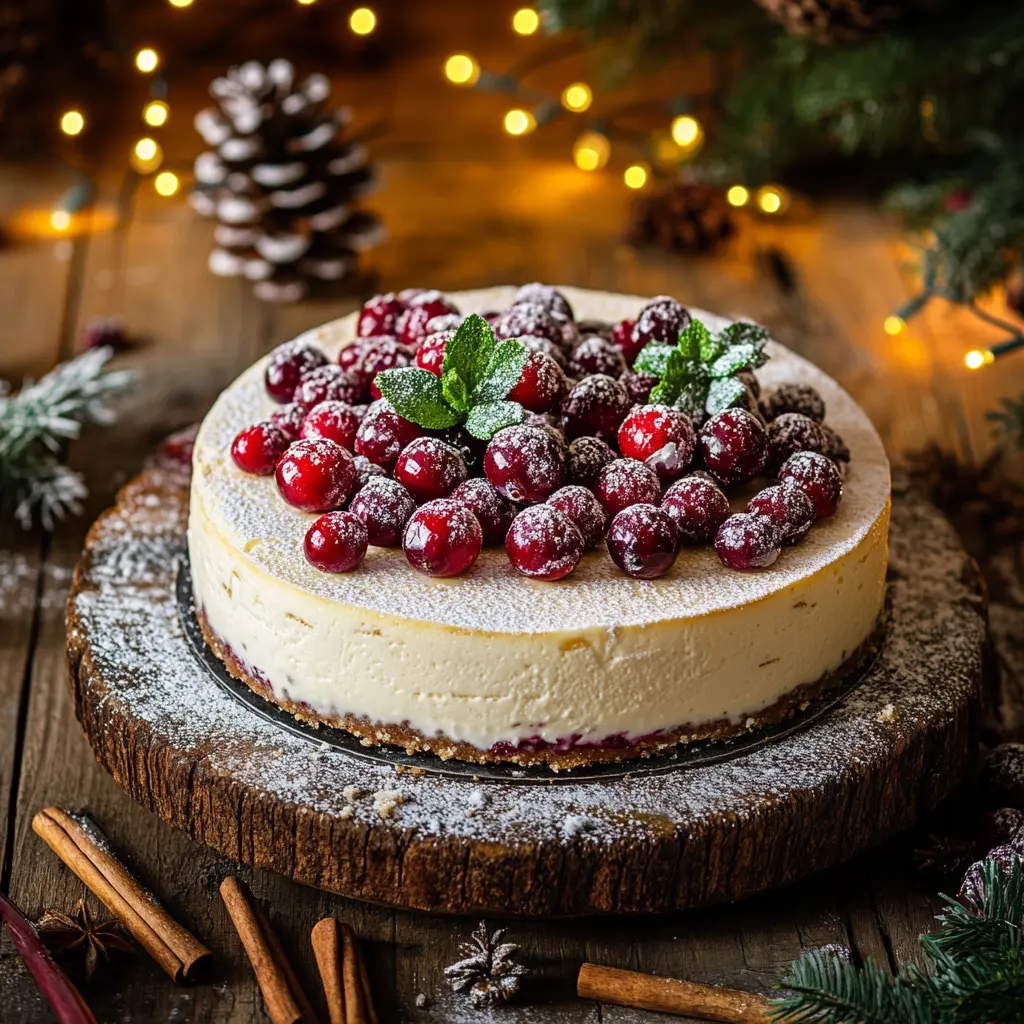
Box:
304 511 368 572
505 505 584 581
747 482 816 544
611 318 645 366
426 313 462 334
349 477 416 546
514 283 574 320
354 399 424 469
265 341 327 404
715 513 782 571
353 454 387 488
618 404 696 484
360 337 413 400
358 293 406 338
594 458 662 517
275 438 357 512
494 303 563 347
396 291 459 346
231 421 290 476
607 504 678 579
766 412 831 472
403 498 483 577
570 337 627 379
339 337 375 373
294 364 363 409
547 485 607 550
414 329 455 377
300 401 361 450
566 436 616 488
561 374 631 439
484 425 566 504
519 334 568 369
620 370 658 406
631 296 690 349
393 437 468 503
661 475 731 545
699 408 768 486
270 402 305 440
761 383 826 423
451 478 516 546
506 352 568 413
398 287 426 303
777 451 843 519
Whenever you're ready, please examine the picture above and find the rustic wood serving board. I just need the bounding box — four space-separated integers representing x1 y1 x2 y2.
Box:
65 443 987 916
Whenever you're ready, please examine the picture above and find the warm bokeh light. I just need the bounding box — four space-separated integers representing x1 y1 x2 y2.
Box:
50 210 71 232
504 109 535 136
964 348 994 369
131 137 163 173
755 184 789 215
60 110 84 136
561 83 592 113
154 171 180 196
883 316 905 336
168 0 193 7
444 54 479 86
573 131 610 171
135 48 159 73
726 185 750 207
624 164 648 189
297 0 317 5
349 7 376 34
512 8 540 34
670 115 701 148
143 100 169 127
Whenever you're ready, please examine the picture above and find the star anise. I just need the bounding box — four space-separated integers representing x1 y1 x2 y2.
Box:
36 899 135 980
444 921 529 1008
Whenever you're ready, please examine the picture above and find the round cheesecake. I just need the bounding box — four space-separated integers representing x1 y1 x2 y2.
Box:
188 286 890 768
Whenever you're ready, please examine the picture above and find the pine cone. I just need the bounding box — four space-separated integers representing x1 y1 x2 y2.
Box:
754 0 912 43
628 181 735 256
444 922 528 1008
191 59 384 302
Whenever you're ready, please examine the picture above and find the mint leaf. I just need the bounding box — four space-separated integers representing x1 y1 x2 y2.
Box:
442 369 470 413
474 339 529 403
699 324 724 363
634 343 676 377
706 376 749 415
710 343 762 378
715 322 770 368
465 400 524 440
648 348 689 405
442 313 495 392
374 367 461 429
677 320 711 361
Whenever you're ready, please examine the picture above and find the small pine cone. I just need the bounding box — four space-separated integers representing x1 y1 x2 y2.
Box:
761 383 825 422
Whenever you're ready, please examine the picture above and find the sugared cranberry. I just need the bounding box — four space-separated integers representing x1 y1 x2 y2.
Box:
761 383 825 423
426 313 462 334
547 485 607 550
451 478 516 546
300 401 361 450
231 421 290 476
415 329 455 377
494 303 563 347
357 293 406 338
777 451 843 519
507 352 568 413
519 334 568 369
620 370 658 406
631 296 690 350
270 402 305 440
607 504 678 579
265 341 327 404
353 454 387 488
611 318 646 366
570 337 627 379
514 283 574 320
396 291 459 346
403 499 482 577
304 511 368 572
349 477 416 547
618 404 696 484
561 374 631 439
360 337 412 400
557 316 580 353
393 437 468 503
699 408 768 486
822 424 850 470
398 287 425 303
566 436 616 488
767 413 831 472
594 458 661 517
275 438 357 512
484 425 566 504
354 399 424 469
294 364 363 409
661 475 731 545
715 513 782 570
505 505 584 581
339 337 375 373
747 483 816 544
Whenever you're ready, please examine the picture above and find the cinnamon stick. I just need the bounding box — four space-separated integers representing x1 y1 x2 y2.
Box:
32 807 212 982
311 919 345 1024
577 963 772 1023
341 922 377 1024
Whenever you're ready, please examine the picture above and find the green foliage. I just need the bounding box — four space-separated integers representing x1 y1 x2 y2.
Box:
987 393 1024 447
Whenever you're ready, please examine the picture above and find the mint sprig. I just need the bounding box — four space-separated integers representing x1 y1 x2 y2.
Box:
374 314 529 439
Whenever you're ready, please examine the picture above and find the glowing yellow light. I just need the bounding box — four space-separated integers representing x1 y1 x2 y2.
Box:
512 8 540 34
168 0 193 7
154 171 180 197
143 100 168 127
444 54 479 86
755 184 789 215
504 109 535 136
50 210 71 232
883 316 905 336
135 48 159 73
964 348 994 370
573 131 610 172
349 7 376 34
561 83 592 113
60 110 84 136
726 185 750 207
297 0 317 4
624 164 648 189
670 115 701 148
131 137 163 173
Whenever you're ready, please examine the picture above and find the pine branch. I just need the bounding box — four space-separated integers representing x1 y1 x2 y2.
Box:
987 394 1024 447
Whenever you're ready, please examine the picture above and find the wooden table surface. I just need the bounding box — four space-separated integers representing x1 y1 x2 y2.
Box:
1 5 1022 1018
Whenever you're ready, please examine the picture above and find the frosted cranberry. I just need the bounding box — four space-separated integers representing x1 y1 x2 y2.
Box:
358 293 406 338
398 287 426 303
570 337 627 379
415 329 455 377
231 421 290 475
547 485 607 550
265 341 327 403
269 402 305 440
451 478 516 546
506 352 568 413
621 370 657 406
349 477 416 547
618 404 696 484
354 399 424 469
561 374 631 439
275 438 357 512
393 437 468 503
766 412 831 472
403 498 482 577
396 291 459 346
494 302 563 347
426 313 462 334
566 436 616 488
294 364 363 409
339 337 375 373
300 401 361 450
607 504 678 579
556 316 580 353
484 425 566 504
594 458 661 517
699 408 768 486
611 318 645 366
761 383 826 423
715 513 782 571
353 454 387 488
514 283 574 320
304 511 368 572
747 482 816 544
631 296 690 349
777 451 843 519
519 334 568 369
506 505 584 581
661 475 731 545
360 337 412 400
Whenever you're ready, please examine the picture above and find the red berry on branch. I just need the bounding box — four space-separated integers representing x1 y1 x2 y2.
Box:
304 511 368 573
505 505 585 581
231 421 290 476
607 504 678 579
403 499 483 577
275 438 357 512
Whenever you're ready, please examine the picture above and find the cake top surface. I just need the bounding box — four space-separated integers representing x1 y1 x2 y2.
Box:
191 286 890 634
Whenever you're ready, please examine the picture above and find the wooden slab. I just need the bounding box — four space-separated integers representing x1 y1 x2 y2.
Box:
64 447 986 917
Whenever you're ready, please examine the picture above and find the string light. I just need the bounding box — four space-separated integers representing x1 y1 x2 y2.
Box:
135 48 159 73
50 210 71 232
444 54 479 86
512 8 540 34
349 7 376 34
726 185 750 207
670 115 702 151
624 164 648 189
297 0 317 5
143 100 169 127
168 0 193 6
964 348 994 369
154 171 180 197
131 137 163 173
60 110 85 136
573 131 610 171
755 184 789 215
561 83 592 113
883 316 905 336
504 109 535 136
